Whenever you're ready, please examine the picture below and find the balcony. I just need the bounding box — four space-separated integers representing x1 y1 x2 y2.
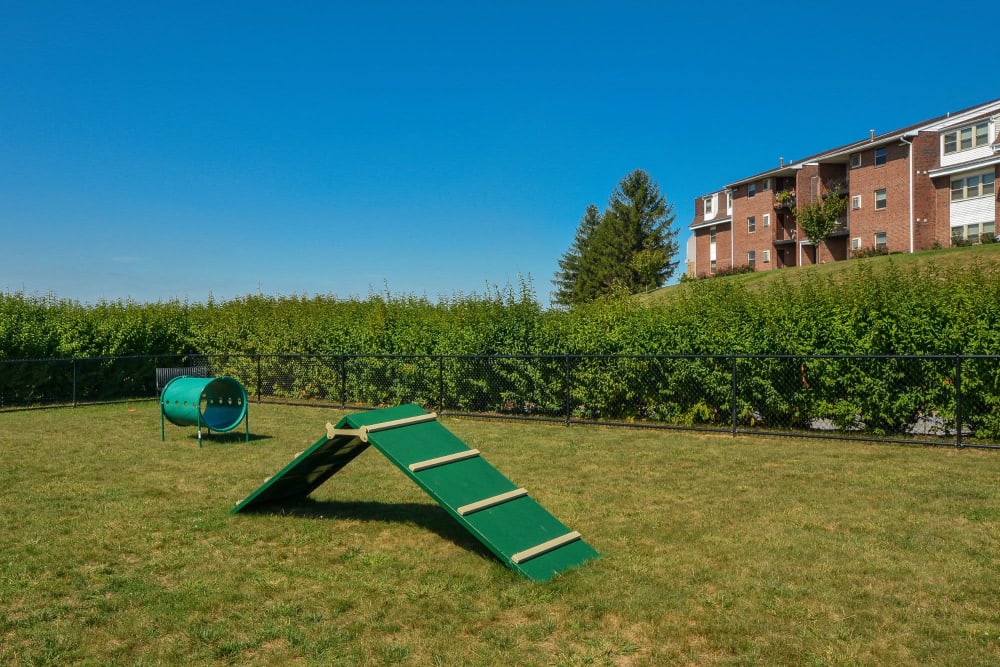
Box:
773 224 797 244
773 190 796 211
829 221 849 237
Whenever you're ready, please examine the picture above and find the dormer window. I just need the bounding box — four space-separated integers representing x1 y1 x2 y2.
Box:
944 121 990 155
703 193 719 220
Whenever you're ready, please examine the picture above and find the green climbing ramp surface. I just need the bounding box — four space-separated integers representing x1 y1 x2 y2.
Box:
231 404 598 582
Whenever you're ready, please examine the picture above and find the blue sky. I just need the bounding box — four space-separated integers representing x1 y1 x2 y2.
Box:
2 1 997 305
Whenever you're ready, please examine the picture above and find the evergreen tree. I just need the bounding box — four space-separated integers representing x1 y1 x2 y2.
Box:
553 169 678 305
552 204 603 307
607 169 678 292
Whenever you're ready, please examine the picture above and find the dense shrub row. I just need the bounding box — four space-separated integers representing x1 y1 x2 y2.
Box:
3 259 1000 439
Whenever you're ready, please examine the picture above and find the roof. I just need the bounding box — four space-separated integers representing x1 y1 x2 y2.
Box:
722 97 1000 189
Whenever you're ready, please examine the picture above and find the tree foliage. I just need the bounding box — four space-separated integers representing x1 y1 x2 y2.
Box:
796 193 848 249
552 204 603 307
552 169 678 306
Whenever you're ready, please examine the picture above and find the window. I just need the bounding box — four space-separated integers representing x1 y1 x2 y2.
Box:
951 172 995 201
762 213 770 228
748 216 756 233
710 259 717 274
762 250 771 263
875 232 887 250
704 196 714 216
875 147 887 166
726 190 733 213
851 195 862 210
851 237 862 251
710 226 717 243
875 189 887 210
762 179 771 191
953 222 997 242
748 250 756 268
944 121 990 155
850 153 862 168
748 182 756 198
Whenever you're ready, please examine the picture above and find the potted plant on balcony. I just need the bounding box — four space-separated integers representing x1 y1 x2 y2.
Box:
775 189 796 208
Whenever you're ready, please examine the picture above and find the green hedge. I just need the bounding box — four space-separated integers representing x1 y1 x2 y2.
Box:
3 260 1000 438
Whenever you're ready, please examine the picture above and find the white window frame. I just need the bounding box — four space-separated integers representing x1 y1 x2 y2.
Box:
726 190 733 214
851 237 862 251
709 226 717 244
875 232 887 250
748 182 756 198
748 250 756 268
874 147 887 166
704 195 714 216
943 121 990 155
850 153 862 168
952 222 997 242
710 259 717 274
747 216 756 233
875 188 887 210
851 195 862 210
951 171 996 201
762 250 771 264
762 213 770 228
762 178 771 191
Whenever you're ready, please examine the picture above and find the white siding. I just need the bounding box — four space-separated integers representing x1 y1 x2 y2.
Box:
941 145 993 168
703 194 719 221
950 197 996 226
940 118 996 167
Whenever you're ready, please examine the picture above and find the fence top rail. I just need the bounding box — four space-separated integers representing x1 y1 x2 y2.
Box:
189 352 1000 361
6 352 1000 364
0 354 191 365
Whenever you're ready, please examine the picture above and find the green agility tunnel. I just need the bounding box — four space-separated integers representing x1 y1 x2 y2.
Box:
160 376 249 444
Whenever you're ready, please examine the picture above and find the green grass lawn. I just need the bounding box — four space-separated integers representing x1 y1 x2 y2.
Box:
2 402 999 666
644 241 1000 302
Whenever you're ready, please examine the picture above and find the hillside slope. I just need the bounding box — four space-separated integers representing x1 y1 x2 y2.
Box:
643 242 1000 303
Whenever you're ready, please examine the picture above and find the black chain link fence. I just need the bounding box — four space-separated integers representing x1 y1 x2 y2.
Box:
2 353 999 449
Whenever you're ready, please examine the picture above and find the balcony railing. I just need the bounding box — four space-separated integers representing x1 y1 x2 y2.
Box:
774 193 796 210
773 225 797 243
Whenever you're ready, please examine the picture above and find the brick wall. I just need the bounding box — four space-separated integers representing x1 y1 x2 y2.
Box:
844 141 912 253
912 131 944 249
732 178 780 271
691 195 733 277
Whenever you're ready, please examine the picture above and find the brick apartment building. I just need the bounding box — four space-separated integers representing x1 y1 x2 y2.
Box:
688 98 1000 276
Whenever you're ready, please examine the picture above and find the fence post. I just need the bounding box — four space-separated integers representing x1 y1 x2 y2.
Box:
340 355 347 409
438 355 444 414
731 355 738 437
256 355 262 404
564 354 572 427
955 354 963 449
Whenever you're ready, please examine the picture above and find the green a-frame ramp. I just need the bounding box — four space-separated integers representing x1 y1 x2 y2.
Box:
231 404 598 582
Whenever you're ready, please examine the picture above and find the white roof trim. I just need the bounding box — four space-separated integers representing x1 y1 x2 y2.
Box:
928 155 1000 179
690 216 731 231
923 102 1000 132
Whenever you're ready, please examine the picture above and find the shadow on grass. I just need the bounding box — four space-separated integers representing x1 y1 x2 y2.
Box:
180 432 274 445
243 498 495 559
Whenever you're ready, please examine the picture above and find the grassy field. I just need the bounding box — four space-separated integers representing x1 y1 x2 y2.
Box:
643 241 1000 302
2 402 999 666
